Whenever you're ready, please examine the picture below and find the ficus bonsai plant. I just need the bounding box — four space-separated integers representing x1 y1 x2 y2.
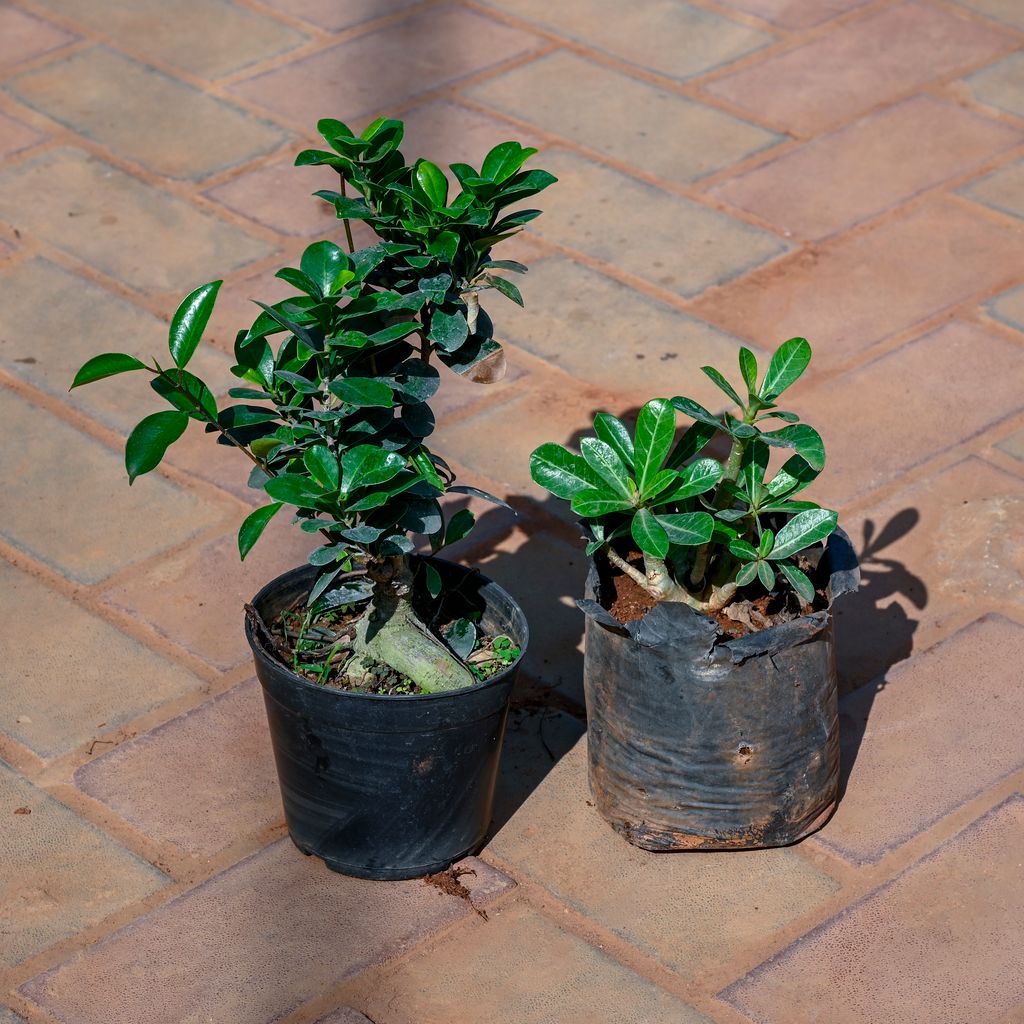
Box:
529 340 859 852
70 117 556 877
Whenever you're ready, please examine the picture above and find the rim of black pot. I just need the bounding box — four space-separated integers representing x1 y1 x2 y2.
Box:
245 561 529 703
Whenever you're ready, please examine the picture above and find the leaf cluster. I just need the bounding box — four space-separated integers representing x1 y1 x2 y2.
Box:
530 339 838 612
71 119 554 605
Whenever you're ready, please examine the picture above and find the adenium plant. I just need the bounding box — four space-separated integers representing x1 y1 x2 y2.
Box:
529 339 838 616
71 117 555 694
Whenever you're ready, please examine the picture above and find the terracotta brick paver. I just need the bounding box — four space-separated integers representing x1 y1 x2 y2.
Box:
2 0 1023 1019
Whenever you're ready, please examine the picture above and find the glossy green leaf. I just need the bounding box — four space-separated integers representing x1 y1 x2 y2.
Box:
631 508 669 559
125 410 189 483
70 352 146 389
447 485 513 511
769 508 838 560
671 395 722 431
484 274 523 306
738 347 758 396
767 455 819 498
425 563 443 599
758 528 775 557
778 560 816 603
169 281 221 369
634 398 676 493
427 230 459 264
667 457 723 501
444 617 476 661
728 538 759 561
341 445 406 493
760 337 811 401
415 160 449 208
328 377 395 408
151 368 217 421
300 241 348 297
237 502 282 559
735 561 758 587
571 489 634 517
640 468 677 503
303 445 339 490
263 473 325 505
656 511 714 546
701 366 744 408
593 413 634 469
481 141 538 183
530 443 601 499
757 560 776 591
313 191 373 219
665 421 716 470
428 308 469 352
761 424 825 472
580 437 632 499
444 508 475 547
739 438 769 504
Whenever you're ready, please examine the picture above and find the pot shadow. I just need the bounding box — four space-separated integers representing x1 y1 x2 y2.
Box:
832 508 928 800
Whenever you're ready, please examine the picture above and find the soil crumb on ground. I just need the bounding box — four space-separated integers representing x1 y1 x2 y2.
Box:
424 865 487 919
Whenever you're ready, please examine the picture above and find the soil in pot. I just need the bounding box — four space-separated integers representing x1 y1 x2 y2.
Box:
601 547 830 638
247 567 523 695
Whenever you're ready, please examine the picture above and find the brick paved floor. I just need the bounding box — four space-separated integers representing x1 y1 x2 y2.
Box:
1 0 1023 1021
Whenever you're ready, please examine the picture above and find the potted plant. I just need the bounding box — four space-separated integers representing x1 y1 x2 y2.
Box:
71 117 556 879
529 339 859 850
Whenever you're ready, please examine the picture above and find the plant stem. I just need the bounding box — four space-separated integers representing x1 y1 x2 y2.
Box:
339 175 356 254
605 547 658 596
149 365 273 476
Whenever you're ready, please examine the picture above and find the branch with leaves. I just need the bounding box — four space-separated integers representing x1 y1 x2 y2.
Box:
530 339 838 616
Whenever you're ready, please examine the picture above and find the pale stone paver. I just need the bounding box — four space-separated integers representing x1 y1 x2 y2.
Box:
2 0 1024 1020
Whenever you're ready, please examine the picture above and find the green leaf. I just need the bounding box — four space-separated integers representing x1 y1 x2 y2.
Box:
275 267 322 297
757 560 776 591
238 502 282 559
729 538 759 561
666 421 716 469
656 511 713 546
410 449 445 491
328 377 395 408
71 352 146 389
631 508 669 558
769 508 838 560
274 370 319 395
778 560 816 603
428 308 469 352
313 191 373 219
735 561 758 587
571 490 634 517
300 241 348 297
481 141 538 183
415 160 449 208
580 437 632 499
739 347 759 396
767 455 819 498
425 563 443 599
701 366 745 408
663 457 722 501
758 528 775 557
444 508 475 547
427 230 459 264
739 438 769 504
341 445 406 493
125 410 189 483
263 473 325 505
593 413 634 469
761 337 811 400
484 274 523 306
444 617 476 661
151 368 217 421
761 424 825 472
634 398 676 493
447 485 513 511
168 281 221 369
640 468 677 503
303 445 339 490
671 395 722 431
530 443 600 499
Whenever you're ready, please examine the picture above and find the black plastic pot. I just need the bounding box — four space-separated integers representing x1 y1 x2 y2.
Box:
578 528 859 851
245 557 527 880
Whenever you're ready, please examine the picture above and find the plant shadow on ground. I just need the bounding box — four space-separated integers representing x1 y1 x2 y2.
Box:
832 508 927 801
